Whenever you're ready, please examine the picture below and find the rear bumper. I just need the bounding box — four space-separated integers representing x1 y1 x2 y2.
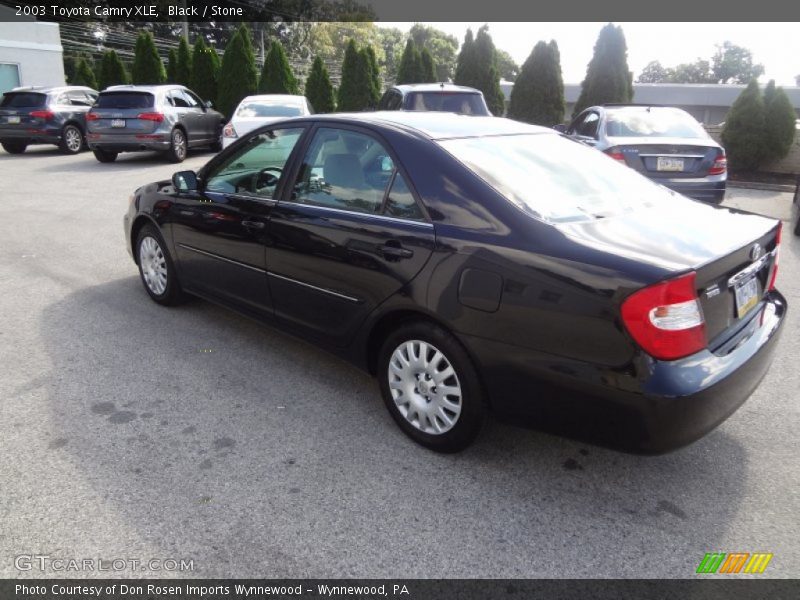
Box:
661 179 726 203
467 290 786 453
88 132 170 153
0 128 61 145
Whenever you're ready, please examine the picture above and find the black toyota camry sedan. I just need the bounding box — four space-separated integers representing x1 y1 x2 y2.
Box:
123 112 786 453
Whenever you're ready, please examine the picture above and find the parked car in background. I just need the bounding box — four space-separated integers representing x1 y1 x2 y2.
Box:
222 94 313 149
564 105 727 204
0 86 98 155
377 83 491 116
86 84 224 163
123 112 784 454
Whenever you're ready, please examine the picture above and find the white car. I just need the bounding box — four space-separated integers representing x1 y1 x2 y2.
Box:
221 94 313 149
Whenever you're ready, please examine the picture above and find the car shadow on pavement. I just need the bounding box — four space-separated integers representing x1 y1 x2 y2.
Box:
37 276 749 578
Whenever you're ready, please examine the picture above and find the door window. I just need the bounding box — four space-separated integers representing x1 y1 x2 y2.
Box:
168 90 190 108
205 127 305 199
181 89 203 108
384 173 424 221
574 112 600 138
68 90 94 106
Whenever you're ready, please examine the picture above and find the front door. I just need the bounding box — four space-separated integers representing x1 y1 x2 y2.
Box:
170 126 307 317
267 125 435 347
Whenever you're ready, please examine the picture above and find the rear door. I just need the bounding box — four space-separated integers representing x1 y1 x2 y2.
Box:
266 124 435 347
169 89 206 143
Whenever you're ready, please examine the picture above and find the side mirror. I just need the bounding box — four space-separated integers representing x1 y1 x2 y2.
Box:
172 170 198 192
552 124 567 133
204 100 213 109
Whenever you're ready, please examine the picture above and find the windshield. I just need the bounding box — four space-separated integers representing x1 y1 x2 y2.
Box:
1 92 47 108
236 102 303 118
438 133 673 223
605 108 707 138
95 92 154 109
407 92 489 115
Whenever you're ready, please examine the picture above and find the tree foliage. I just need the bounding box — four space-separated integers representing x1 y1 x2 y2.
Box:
712 42 764 84
337 39 376 111
396 39 422 85
363 45 382 105
259 40 299 94
408 23 458 82
98 50 128 90
454 26 505 115
216 24 259 118
420 48 437 83
762 80 797 163
573 23 632 116
721 80 768 171
131 31 166 85
166 48 178 83
190 37 220 104
305 56 336 113
495 49 520 82
72 57 98 90
508 40 564 127
175 36 193 87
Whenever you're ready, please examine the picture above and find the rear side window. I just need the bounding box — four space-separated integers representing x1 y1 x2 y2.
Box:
406 92 489 115
1 92 46 108
384 173 424 221
95 92 154 109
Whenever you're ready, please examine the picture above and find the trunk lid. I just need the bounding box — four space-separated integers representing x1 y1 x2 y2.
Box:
0 92 48 132
88 92 159 134
606 136 721 178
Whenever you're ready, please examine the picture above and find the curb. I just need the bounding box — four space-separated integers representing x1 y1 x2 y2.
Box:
728 180 798 193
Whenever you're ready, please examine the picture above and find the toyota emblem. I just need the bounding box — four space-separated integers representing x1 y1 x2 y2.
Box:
749 243 763 261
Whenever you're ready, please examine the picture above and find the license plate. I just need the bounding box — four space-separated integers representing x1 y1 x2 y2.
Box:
657 156 684 171
111 119 126 128
734 276 759 319
7 115 20 124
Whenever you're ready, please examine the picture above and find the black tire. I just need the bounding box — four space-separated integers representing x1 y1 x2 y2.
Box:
1 141 27 154
377 321 486 453
135 224 187 306
210 138 223 152
93 148 118 163
166 128 187 163
59 124 84 154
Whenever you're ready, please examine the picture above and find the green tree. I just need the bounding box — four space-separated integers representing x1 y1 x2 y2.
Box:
721 80 768 171
72 57 98 89
338 39 373 111
670 59 714 84
637 60 671 83
763 80 797 163
396 39 422 84
363 45 382 106
712 42 764 84
305 56 335 113
166 48 178 83
508 40 565 127
259 40 299 94
190 37 220 105
495 49 519 82
454 29 477 88
573 23 632 117
455 26 505 113
409 23 458 82
176 36 193 86
217 24 259 117
98 50 128 90
420 48 437 83
131 31 166 85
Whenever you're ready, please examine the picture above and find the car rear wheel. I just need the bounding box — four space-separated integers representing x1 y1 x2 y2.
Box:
59 124 84 154
166 128 187 163
377 321 486 452
2 141 27 154
135 224 186 306
93 148 118 163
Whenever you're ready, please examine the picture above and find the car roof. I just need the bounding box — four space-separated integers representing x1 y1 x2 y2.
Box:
6 86 95 95
303 111 551 140
239 94 306 104
102 84 186 93
392 83 483 95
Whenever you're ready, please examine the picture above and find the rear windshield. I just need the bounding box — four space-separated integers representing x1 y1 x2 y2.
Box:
1 92 47 108
605 108 708 139
95 92 154 109
235 101 303 118
438 133 671 223
406 92 489 115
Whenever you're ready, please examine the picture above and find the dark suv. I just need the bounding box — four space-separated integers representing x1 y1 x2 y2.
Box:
377 83 491 116
0 86 98 154
87 85 224 163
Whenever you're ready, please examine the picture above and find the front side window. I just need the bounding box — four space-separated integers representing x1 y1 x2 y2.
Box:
575 112 600 138
205 127 305 198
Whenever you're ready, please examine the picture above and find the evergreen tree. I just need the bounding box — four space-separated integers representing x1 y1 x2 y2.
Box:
721 80 768 172
217 25 259 118
132 31 166 85
454 26 504 114
420 48 437 83
98 50 128 90
167 48 178 83
454 29 477 88
396 39 421 85
338 39 373 112
72 57 97 89
508 40 565 127
259 40 299 94
305 56 335 113
176 36 193 86
763 80 797 163
190 37 220 105
362 45 381 107
573 23 632 117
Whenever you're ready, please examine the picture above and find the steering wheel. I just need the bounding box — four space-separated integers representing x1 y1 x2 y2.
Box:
251 166 282 191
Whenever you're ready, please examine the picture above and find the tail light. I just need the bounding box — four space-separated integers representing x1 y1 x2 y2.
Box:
709 150 727 175
604 147 626 165
137 112 164 122
29 110 54 120
222 122 237 138
767 222 782 292
621 272 707 361
86 112 100 121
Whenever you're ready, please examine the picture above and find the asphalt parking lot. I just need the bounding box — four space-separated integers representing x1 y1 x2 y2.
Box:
1 145 798 579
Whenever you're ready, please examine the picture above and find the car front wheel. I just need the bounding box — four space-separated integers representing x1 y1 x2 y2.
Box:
135 224 186 306
377 321 486 452
166 128 187 163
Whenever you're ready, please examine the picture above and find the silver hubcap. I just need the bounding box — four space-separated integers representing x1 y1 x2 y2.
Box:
65 127 81 151
173 131 186 159
139 236 168 295
388 340 462 435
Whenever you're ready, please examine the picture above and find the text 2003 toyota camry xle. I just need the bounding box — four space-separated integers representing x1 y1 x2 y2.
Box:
123 113 785 453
